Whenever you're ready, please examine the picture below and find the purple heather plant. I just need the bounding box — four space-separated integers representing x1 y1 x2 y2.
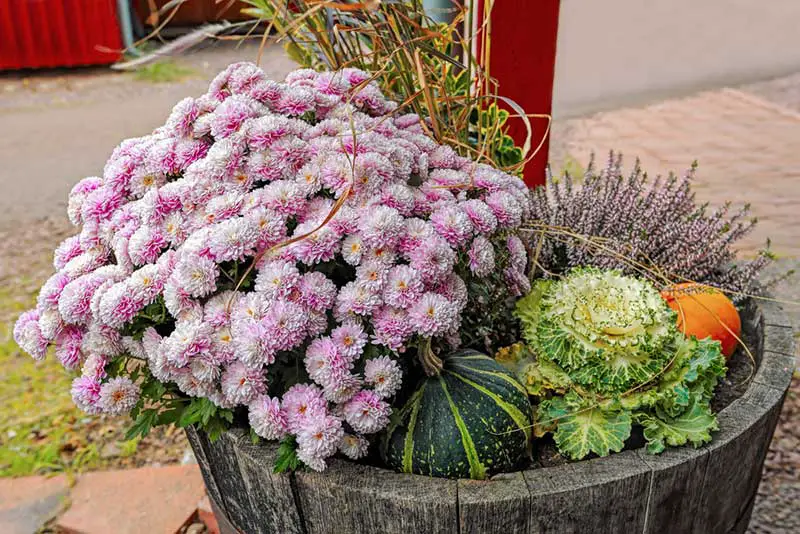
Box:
13 62 530 472
527 153 772 297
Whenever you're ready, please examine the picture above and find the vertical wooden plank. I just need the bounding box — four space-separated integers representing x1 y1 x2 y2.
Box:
231 433 305 534
637 447 709 534
196 430 260 531
692 384 786 534
458 472 531 534
295 459 458 534
184 426 226 517
477 0 561 186
523 451 651 533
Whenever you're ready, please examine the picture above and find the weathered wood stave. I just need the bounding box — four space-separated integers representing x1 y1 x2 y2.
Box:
187 298 794 534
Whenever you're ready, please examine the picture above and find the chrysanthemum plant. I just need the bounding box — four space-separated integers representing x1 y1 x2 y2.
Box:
14 64 531 471
240 0 530 173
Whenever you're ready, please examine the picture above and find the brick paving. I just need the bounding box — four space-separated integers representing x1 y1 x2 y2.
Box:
56 465 205 534
550 88 800 258
0 475 68 534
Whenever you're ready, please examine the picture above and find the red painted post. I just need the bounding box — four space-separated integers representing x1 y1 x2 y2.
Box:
476 0 561 187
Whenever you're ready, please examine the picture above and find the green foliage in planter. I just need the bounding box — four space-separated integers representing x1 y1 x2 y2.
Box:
505 268 726 459
382 350 532 479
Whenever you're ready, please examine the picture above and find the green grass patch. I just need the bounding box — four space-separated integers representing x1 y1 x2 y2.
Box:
0 288 139 477
134 60 198 84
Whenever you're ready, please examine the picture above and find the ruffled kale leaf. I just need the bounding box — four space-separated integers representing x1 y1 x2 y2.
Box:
540 397 631 459
634 399 718 454
507 269 727 460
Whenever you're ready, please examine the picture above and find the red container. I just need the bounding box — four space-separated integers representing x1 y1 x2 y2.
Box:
0 0 123 70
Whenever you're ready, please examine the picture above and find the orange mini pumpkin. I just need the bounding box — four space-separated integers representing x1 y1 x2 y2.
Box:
660 282 741 359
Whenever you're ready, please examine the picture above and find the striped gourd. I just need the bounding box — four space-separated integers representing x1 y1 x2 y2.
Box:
382 349 532 479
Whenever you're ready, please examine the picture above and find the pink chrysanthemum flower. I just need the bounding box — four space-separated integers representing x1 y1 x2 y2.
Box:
435 273 469 311
468 235 496 277
98 377 140 415
335 281 381 319
461 199 498 234
98 282 144 328
163 320 213 367
172 255 218 298
297 272 337 312
282 384 327 432
408 236 456 285
340 234 364 266
343 390 391 434
54 236 84 270
359 205 404 249
330 322 368 360
208 217 259 262
408 293 460 337
210 95 262 138
371 306 414 351
82 353 109 380
338 433 370 460
221 361 267 405
254 260 301 300
322 372 363 404
383 265 424 309
71 376 102 414
355 261 388 292
485 190 523 228
13 310 48 361
305 337 349 387
248 396 288 440
364 356 402 398
296 414 343 471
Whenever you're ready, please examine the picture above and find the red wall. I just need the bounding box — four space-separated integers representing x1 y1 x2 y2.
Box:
0 0 122 70
478 0 560 187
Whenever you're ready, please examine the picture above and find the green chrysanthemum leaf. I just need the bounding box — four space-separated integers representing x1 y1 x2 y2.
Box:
540 397 631 460
635 399 719 454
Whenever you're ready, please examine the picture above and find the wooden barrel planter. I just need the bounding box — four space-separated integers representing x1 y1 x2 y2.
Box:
186 297 795 534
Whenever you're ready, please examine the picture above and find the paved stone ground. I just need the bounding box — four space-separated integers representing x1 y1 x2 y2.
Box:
549 89 800 258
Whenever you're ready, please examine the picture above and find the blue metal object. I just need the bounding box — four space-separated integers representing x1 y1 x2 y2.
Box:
116 0 142 56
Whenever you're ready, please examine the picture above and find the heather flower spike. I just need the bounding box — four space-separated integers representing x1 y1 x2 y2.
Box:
529 152 772 298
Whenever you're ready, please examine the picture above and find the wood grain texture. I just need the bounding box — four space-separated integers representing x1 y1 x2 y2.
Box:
185 426 226 519
458 472 531 534
295 458 458 534
637 446 709 534
524 451 651 533
691 383 786 534
227 429 305 534
185 298 792 534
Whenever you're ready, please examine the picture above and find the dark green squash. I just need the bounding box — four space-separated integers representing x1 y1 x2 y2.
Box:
382 349 532 479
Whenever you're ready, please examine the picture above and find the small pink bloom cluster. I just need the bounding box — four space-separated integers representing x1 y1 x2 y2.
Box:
15 63 530 470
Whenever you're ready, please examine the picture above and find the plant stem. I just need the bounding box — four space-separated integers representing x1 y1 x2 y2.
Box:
418 337 444 376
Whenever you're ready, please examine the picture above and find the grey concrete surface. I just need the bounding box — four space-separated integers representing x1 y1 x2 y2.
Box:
0 41 294 229
553 0 800 117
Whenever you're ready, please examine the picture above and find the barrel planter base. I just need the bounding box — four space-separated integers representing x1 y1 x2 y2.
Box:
186 297 795 534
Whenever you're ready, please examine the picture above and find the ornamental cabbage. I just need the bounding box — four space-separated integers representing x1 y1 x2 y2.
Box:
506 268 726 459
